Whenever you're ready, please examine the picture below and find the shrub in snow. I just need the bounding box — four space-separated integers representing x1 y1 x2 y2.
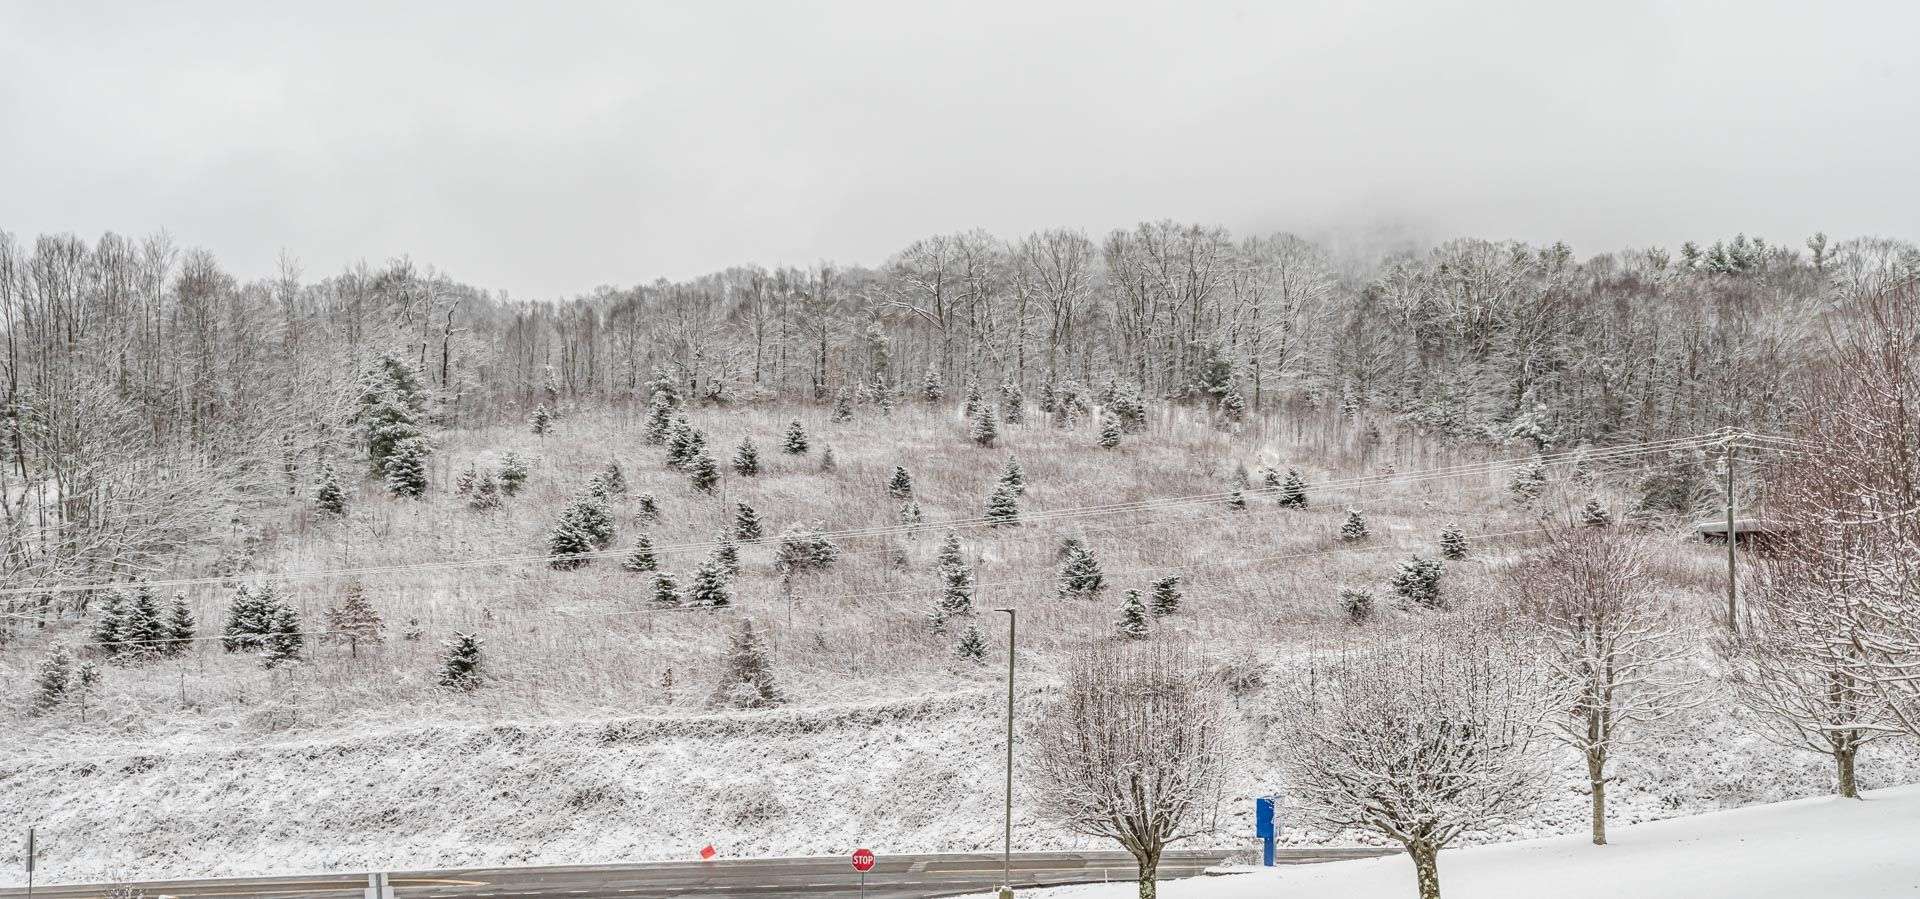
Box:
1439 524 1469 560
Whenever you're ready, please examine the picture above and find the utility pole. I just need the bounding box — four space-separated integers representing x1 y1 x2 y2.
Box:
994 607 1016 899
1725 433 1739 633
23 826 33 899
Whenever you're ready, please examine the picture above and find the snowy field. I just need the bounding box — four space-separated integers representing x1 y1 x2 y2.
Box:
964 785 1920 899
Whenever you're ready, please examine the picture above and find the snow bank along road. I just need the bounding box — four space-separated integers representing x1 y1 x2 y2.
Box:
0 849 1392 898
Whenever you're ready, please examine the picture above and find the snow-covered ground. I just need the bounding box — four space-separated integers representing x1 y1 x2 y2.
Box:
965 784 1920 899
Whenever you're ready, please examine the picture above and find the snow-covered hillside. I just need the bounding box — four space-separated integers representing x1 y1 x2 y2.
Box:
4 684 1917 887
969 784 1920 899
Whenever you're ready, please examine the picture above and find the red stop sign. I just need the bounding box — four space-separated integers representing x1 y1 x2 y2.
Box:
851 848 876 872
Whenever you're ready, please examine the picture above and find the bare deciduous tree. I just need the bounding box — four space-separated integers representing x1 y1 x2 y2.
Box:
1027 641 1236 899
1272 616 1562 899
1509 526 1702 844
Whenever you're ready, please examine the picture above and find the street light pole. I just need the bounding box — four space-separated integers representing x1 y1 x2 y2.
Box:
994 607 1016 899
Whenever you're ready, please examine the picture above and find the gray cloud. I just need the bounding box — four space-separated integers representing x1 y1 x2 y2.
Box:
2 0 1913 296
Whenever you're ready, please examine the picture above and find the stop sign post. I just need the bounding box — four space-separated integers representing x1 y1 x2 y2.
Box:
851 848 876 896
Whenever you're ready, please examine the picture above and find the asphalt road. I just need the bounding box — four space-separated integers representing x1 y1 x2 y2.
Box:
0 849 1394 899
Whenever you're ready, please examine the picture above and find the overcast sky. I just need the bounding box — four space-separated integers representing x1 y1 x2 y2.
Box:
2 1 1914 298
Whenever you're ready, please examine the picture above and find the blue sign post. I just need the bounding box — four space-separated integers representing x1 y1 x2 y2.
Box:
1255 797 1277 867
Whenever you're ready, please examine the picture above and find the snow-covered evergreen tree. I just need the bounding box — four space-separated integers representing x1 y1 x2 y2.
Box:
665 420 703 469
1341 588 1375 624
355 354 430 475
732 438 761 476
1115 590 1150 639
1580 496 1613 527
734 503 764 542
922 364 945 404
774 522 841 579
688 449 720 494
468 470 502 511
261 605 303 668
623 533 660 572
955 624 988 662
1097 411 1122 449
497 452 530 496
999 455 1026 496
592 459 627 497
710 620 782 708
547 510 597 570
933 550 976 626
1226 488 1248 511
1219 385 1247 425
818 444 837 472
651 572 683 606
782 420 810 455
635 492 660 523
644 392 677 444
314 462 348 516
325 581 384 652
999 379 1025 424
1340 509 1371 542
986 481 1020 527
1391 554 1446 610
439 633 483 691
529 402 554 436
970 406 1001 447
31 643 74 716
1261 465 1282 492
121 584 166 658
831 386 855 423
1439 524 1469 560
1055 536 1106 599
221 584 279 653
962 377 984 418
164 594 195 656
1277 468 1308 508
455 463 478 495
1508 453 1550 502
91 591 127 657
383 436 431 498
887 465 914 499
899 500 924 527
1149 575 1183 616
710 533 741 579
